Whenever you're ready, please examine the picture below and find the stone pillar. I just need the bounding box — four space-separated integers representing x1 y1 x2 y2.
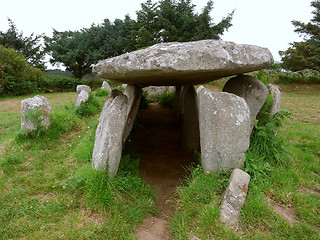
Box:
123 84 142 142
101 81 111 93
222 75 268 131
198 87 250 173
76 85 91 108
220 168 251 226
180 85 200 153
92 90 128 178
268 83 281 116
21 95 52 130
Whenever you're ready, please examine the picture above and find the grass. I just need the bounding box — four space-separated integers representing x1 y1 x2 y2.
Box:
0 83 319 239
0 91 155 239
168 83 320 239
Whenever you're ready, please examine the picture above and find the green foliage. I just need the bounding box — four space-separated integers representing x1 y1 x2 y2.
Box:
0 18 45 69
0 45 43 96
246 111 292 183
17 109 45 139
75 93 102 117
280 1 320 71
95 88 109 97
134 0 234 48
276 69 320 84
156 90 175 108
139 90 150 108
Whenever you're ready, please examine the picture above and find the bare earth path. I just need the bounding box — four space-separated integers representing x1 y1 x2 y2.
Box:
133 103 196 240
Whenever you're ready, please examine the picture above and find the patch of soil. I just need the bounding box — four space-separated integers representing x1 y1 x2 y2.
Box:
299 187 320 197
133 103 196 239
266 197 297 225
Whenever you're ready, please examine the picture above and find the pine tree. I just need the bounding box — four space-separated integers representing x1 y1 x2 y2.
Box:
280 0 320 71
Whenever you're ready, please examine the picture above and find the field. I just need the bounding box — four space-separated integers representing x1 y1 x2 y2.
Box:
0 83 319 239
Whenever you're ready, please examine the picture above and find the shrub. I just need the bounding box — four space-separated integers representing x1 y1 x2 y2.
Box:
156 90 175 108
75 93 101 117
0 45 42 95
276 69 320 84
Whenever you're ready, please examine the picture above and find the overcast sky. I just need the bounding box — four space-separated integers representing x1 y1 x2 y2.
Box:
0 0 313 65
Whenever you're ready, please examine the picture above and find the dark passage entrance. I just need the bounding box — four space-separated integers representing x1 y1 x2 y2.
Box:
133 103 197 218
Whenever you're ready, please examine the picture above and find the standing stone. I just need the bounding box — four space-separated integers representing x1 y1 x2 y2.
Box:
76 85 91 95
180 85 200 153
101 81 111 93
123 84 142 142
75 90 89 108
222 75 268 130
21 95 52 130
198 87 251 173
220 169 251 226
268 83 281 116
92 90 128 178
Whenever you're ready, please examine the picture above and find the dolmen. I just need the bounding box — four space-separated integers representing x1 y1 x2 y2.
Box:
91 39 277 178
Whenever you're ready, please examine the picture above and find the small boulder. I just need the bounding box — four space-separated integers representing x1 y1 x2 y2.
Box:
75 90 89 108
222 75 268 130
143 86 169 100
76 85 91 95
21 95 52 130
220 169 250 226
101 81 111 93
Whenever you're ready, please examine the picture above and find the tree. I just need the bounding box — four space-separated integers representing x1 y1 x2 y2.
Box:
45 16 137 79
0 45 42 95
0 18 46 69
133 0 234 48
280 0 320 71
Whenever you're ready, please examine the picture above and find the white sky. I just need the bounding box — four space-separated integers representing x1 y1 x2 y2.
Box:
0 0 313 64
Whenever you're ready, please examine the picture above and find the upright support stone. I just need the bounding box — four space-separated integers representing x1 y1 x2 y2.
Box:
173 86 181 114
198 87 250 173
101 81 111 93
123 84 142 142
21 95 52 130
220 169 251 226
180 85 200 153
92 90 128 178
268 83 281 116
222 75 268 130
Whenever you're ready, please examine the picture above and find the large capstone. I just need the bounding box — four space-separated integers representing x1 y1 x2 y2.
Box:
92 90 128 178
21 95 52 130
222 75 268 130
198 87 251 173
93 40 273 86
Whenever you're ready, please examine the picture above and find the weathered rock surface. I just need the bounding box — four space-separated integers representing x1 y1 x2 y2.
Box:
93 40 273 86
101 81 111 93
220 169 251 226
21 95 52 130
76 85 91 95
223 75 268 130
180 85 200 153
123 84 142 142
92 90 128 178
198 87 251 173
268 83 281 116
75 90 89 108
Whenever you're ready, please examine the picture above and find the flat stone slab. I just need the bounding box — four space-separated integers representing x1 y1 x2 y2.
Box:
93 40 273 86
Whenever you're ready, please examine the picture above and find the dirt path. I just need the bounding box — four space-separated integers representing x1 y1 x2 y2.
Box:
133 103 196 240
